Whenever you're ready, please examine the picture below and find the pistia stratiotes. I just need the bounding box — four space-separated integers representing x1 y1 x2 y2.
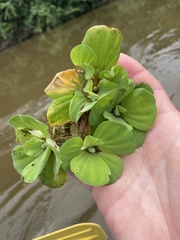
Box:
8 25 157 188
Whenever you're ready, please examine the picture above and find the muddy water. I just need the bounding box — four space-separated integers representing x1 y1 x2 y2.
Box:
0 0 180 239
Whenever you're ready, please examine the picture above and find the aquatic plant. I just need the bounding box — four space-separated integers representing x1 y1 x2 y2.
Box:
9 25 157 187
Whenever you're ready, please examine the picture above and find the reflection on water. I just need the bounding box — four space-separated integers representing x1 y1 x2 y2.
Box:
0 177 98 240
0 0 180 239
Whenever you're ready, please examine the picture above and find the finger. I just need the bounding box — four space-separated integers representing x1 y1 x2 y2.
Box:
117 53 177 114
118 53 162 90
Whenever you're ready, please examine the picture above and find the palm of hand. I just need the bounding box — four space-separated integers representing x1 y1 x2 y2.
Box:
92 54 180 240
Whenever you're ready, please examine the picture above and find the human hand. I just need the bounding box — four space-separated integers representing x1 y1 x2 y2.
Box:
92 53 180 240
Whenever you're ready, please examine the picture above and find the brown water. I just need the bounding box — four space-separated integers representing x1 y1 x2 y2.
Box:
0 0 180 239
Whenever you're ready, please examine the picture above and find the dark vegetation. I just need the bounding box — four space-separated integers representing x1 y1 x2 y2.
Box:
0 0 109 50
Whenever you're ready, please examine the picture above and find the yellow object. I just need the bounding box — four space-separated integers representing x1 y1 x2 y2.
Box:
33 222 108 240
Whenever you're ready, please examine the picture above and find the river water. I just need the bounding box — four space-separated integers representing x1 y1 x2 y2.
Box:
0 0 180 239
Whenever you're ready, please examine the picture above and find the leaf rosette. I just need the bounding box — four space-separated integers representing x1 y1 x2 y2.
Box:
9 115 66 187
60 121 136 186
8 25 157 188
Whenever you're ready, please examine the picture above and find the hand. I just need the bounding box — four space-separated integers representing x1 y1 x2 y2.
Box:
91 54 180 240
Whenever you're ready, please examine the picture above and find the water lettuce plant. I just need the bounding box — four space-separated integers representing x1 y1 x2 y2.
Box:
9 25 157 187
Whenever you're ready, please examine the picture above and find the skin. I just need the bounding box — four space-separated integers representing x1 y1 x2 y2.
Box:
90 54 180 239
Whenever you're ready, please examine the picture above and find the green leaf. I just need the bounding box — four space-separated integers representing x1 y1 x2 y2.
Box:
12 145 35 175
82 63 95 79
121 88 157 130
93 121 137 155
23 138 44 157
114 105 127 116
79 101 97 116
89 79 120 126
69 91 88 122
99 65 130 92
118 78 135 102
83 79 98 99
70 151 111 186
103 111 133 130
47 94 72 125
99 65 124 80
39 156 67 188
82 25 122 71
135 82 153 94
81 135 103 150
29 130 47 138
99 152 124 184
132 128 146 147
14 128 32 144
89 88 119 126
9 114 50 138
21 145 52 183
46 138 60 152
111 66 129 90
111 65 126 77
46 138 62 175
44 69 84 99
98 79 119 97
99 69 114 79
70 44 96 66
60 137 83 171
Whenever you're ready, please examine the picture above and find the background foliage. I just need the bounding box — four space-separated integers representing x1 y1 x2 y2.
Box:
0 0 108 50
